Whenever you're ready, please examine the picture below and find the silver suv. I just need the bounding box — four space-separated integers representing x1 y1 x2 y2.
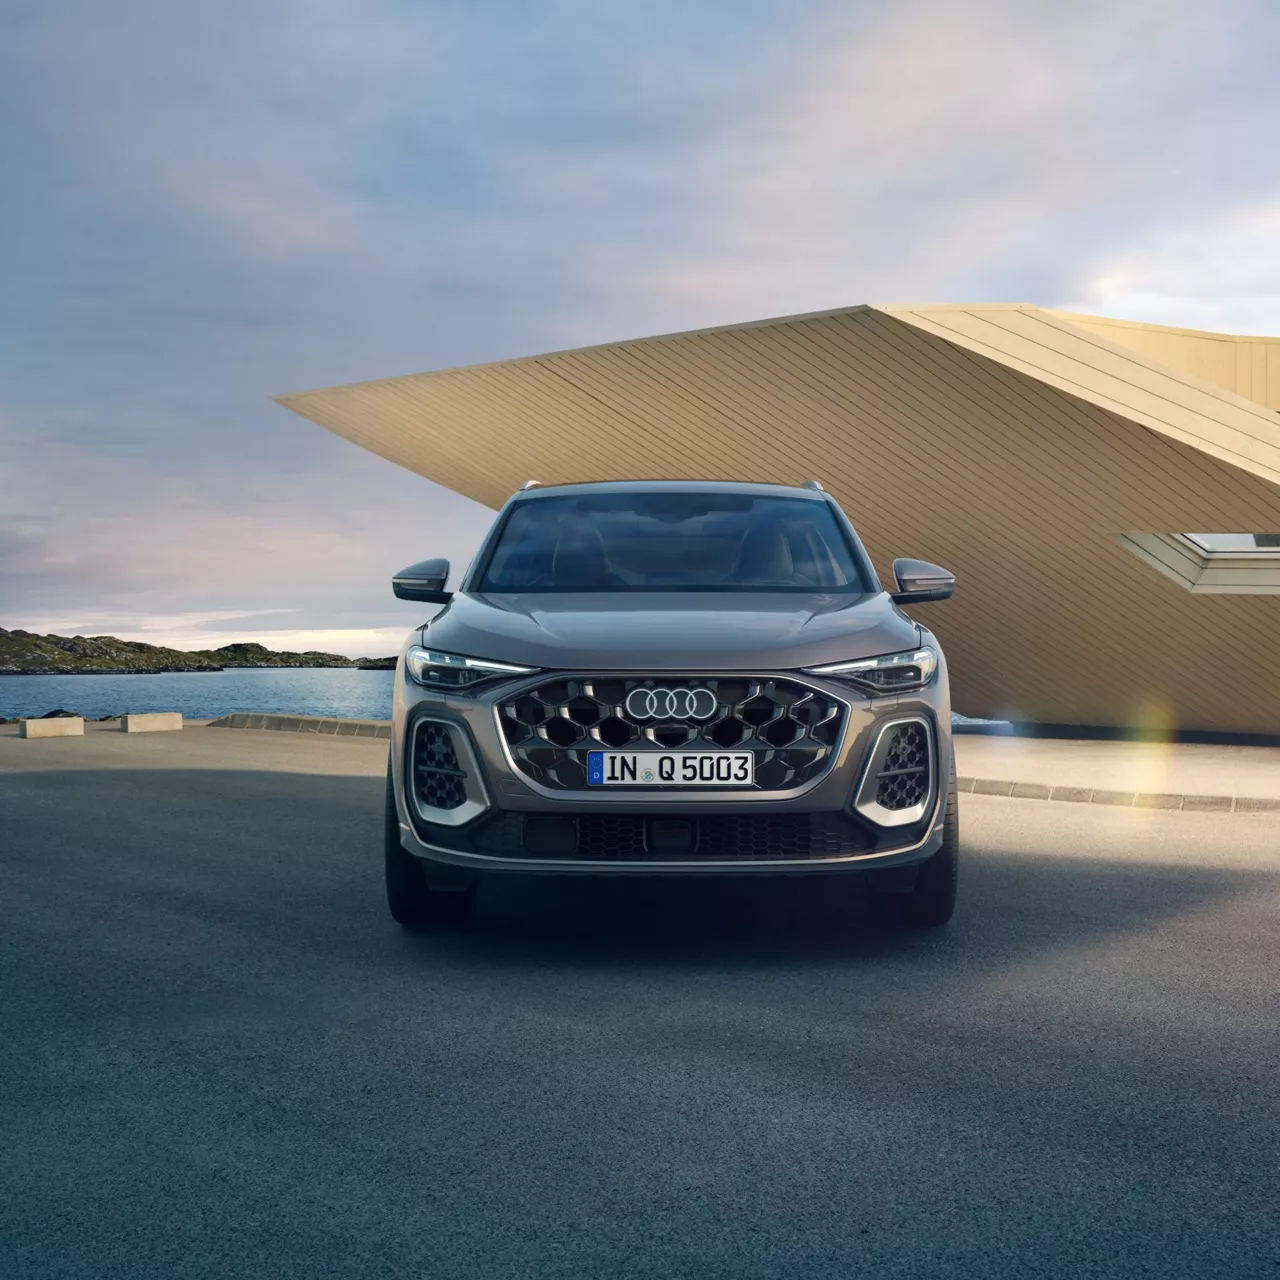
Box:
385 480 958 928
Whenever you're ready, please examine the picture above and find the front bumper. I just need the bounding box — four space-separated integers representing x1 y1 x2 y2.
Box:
391 664 952 877
398 813 945 877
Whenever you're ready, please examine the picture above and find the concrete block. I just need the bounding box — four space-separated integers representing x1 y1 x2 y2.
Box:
955 776 976 792
120 713 183 733
1091 789 1136 806
1135 793 1182 810
1233 796 1280 813
972 778 1014 796
1181 794 1232 812
1050 786 1093 803
1011 782 1052 800
19 717 84 738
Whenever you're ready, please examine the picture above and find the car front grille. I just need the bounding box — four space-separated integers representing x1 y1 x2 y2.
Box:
498 676 846 792
417 810 874 861
874 722 930 811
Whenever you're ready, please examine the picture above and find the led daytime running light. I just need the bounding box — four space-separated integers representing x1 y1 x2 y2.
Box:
804 646 937 692
406 645 537 691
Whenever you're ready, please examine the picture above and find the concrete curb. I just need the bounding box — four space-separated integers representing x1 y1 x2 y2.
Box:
207 713 391 740
958 775 1280 814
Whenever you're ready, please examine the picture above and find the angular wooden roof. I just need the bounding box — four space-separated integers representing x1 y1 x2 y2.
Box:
277 304 1280 733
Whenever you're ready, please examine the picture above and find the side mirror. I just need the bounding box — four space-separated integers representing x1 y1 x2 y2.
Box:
392 558 452 603
890 558 954 604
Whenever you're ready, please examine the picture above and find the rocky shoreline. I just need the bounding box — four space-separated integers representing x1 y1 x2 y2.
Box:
0 629 396 676
0 709 116 725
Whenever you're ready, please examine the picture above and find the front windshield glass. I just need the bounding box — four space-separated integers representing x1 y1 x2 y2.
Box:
478 492 869 593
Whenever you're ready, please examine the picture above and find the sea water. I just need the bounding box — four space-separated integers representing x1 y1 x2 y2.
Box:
0 667 396 722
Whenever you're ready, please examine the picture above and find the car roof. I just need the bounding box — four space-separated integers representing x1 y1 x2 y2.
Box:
511 479 828 501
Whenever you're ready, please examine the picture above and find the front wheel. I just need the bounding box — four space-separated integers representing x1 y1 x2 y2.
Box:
385 761 476 929
870 764 958 929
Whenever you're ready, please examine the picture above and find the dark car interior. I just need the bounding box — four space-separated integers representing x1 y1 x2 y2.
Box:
480 492 867 592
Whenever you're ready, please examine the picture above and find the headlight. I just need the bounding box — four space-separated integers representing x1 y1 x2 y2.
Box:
405 645 538 692
804 646 937 693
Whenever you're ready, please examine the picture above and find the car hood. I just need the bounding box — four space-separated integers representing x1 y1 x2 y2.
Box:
416 591 920 671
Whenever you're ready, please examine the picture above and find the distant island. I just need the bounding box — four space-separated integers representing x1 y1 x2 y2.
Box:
0 628 397 675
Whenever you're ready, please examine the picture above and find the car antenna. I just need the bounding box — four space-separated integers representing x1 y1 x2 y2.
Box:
518 480 542 491
801 480 825 491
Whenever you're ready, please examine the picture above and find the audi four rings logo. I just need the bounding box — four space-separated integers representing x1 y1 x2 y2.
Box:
624 686 718 721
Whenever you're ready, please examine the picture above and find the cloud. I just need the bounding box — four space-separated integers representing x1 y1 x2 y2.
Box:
12 0 429 264
153 626 413 657
579 0 1280 331
2 0 1279 651
1063 201 1280 334
0 396 493 650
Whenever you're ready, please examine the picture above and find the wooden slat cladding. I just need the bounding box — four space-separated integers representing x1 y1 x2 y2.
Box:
880 306 1280 483
276 305 1280 734
1049 310 1280 411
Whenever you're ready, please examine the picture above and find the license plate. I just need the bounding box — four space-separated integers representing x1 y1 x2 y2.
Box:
587 751 754 786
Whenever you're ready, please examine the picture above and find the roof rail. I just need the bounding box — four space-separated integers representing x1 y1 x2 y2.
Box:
518 480 542 491
801 480 825 491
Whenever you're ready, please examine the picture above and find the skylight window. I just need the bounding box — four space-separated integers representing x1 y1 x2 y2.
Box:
1183 534 1280 554
1118 534 1280 594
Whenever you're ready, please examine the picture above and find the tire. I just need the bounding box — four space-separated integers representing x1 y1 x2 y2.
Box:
384 760 477 929
871 760 959 929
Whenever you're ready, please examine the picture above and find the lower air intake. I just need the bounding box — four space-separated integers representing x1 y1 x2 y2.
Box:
875 722 929 810
414 722 467 811
415 811 875 861
853 717 934 827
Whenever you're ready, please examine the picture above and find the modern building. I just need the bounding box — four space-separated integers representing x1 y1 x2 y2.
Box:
277 304 1280 735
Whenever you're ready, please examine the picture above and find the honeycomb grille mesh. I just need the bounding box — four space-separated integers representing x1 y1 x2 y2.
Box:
576 815 649 859
874 723 930 810
414 722 467 811
499 677 845 791
433 812 873 861
572 813 869 859
413 810 873 861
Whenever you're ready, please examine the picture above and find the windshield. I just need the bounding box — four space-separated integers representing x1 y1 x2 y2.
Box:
477 492 869 593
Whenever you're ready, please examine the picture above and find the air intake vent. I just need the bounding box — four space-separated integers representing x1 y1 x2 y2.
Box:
434 812 874 861
406 719 489 828
853 717 934 827
415 722 467 809
875 723 929 810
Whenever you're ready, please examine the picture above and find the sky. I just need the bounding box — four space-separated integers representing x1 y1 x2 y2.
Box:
3 0 1279 656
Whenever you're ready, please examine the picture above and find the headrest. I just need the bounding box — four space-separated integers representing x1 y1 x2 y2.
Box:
552 523 611 585
734 523 794 581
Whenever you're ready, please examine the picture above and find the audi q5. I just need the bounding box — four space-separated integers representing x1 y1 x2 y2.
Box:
386 480 958 928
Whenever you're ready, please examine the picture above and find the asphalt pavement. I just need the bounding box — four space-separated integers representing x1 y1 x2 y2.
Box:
3 727 1279 1279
